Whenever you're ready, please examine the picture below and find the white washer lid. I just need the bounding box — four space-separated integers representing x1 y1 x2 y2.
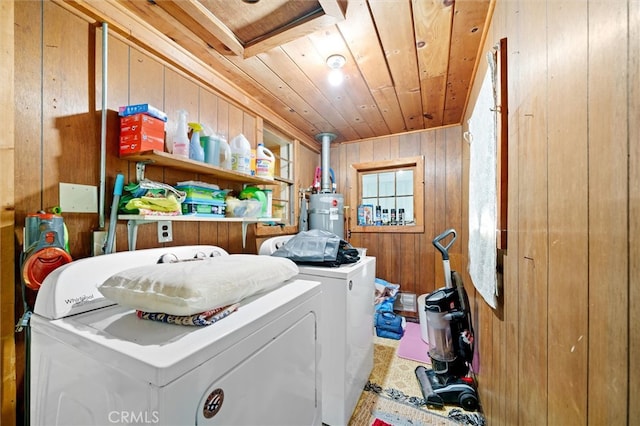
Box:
31 278 321 387
296 256 375 279
34 245 228 319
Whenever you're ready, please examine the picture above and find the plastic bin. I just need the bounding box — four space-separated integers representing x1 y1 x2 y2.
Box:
417 293 430 344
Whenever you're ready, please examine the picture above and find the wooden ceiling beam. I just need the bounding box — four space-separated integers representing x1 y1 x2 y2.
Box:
154 0 244 56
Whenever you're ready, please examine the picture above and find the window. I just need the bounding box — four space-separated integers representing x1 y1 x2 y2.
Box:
262 123 295 225
350 156 424 233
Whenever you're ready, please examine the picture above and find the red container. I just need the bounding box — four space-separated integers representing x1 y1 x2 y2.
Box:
119 113 165 156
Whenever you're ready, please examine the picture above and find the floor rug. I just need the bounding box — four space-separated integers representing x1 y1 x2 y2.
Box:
349 336 486 426
348 389 459 426
396 321 430 363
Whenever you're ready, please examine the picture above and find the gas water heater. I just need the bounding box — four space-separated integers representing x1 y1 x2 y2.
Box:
308 132 344 238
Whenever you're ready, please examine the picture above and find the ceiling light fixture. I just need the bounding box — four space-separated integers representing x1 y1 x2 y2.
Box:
326 54 346 87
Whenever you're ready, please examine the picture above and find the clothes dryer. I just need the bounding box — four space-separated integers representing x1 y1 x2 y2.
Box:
29 246 322 426
260 236 375 425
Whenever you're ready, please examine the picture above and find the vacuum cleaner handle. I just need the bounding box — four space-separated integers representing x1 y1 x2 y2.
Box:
432 228 457 260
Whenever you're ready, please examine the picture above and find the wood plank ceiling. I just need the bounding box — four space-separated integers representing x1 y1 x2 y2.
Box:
68 0 493 144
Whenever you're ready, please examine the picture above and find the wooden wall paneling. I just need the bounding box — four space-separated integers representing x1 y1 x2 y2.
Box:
500 1 521 423
433 129 447 244
162 69 199 248
511 6 548 426
512 0 549 423
13 3 43 421
630 0 640 421
215 100 230 250
397 132 419 158
587 1 629 424
226 105 247 254
1 0 15 422
14 1 43 224
125 48 165 250
398 233 417 295
444 126 462 240
419 129 436 296
44 3 99 258
546 0 589 424
197 89 221 247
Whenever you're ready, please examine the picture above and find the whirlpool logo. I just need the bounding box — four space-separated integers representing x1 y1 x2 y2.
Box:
108 411 160 424
64 293 94 306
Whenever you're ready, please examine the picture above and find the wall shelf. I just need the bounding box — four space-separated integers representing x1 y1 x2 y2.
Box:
119 215 277 250
121 150 276 185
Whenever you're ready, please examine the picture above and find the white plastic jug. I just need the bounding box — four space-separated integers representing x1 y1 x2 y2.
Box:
230 134 251 175
218 134 232 170
256 144 275 180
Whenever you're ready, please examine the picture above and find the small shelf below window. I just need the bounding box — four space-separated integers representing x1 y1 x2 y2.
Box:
121 150 276 185
119 214 277 250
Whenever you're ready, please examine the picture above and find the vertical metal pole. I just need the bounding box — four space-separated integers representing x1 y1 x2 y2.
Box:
315 132 336 193
99 22 108 229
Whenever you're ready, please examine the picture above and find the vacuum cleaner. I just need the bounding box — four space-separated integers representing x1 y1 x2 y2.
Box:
415 229 480 411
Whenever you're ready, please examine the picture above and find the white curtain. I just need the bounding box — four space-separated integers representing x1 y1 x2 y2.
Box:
467 62 498 309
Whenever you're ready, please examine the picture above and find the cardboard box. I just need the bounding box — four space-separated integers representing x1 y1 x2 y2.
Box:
181 202 226 217
119 132 165 156
357 204 374 226
119 113 165 156
118 104 168 122
120 113 165 135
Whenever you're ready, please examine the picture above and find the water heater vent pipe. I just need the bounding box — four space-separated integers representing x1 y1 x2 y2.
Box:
315 132 336 193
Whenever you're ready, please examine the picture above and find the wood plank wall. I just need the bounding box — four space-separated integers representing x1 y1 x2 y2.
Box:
1 1 15 424
8 1 318 420
465 0 639 425
5 0 639 424
331 125 469 302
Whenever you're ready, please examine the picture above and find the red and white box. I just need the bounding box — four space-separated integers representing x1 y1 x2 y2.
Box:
119 113 165 156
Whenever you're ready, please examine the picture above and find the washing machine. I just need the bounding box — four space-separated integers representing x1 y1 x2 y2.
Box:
29 245 322 426
260 236 375 426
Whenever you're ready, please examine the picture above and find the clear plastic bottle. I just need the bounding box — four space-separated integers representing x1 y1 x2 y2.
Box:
172 110 189 158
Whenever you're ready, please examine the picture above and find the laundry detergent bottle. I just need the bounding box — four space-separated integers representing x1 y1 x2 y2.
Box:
256 143 275 180
188 122 205 162
230 133 252 174
171 110 190 158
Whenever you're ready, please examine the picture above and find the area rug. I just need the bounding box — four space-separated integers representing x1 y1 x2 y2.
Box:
349 336 486 426
348 388 459 426
396 321 430 363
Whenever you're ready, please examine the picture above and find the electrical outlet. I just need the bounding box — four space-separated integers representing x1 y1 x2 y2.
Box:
157 221 173 243
92 231 108 256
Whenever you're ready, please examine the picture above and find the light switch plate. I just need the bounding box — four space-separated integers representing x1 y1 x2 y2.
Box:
59 183 98 213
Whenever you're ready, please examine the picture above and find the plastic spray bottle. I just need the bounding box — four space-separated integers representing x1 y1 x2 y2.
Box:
188 122 205 162
172 110 190 158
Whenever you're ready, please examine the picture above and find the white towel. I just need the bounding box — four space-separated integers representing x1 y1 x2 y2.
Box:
467 68 498 309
